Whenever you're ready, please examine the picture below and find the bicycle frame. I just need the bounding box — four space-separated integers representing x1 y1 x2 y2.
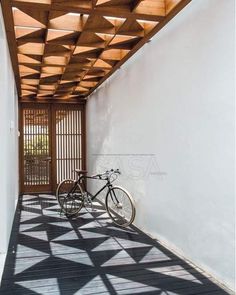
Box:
83 176 121 206
69 175 113 202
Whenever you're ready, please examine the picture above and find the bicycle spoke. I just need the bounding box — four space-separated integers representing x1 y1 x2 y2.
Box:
106 187 135 227
56 179 84 216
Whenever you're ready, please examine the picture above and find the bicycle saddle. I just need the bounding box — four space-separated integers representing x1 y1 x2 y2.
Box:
74 169 88 175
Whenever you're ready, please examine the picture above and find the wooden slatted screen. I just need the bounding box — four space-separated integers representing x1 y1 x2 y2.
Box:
2 0 191 102
23 107 51 189
55 109 82 183
20 103 85 193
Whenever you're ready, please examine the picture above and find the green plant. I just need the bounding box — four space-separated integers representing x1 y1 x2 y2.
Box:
24 134 49 156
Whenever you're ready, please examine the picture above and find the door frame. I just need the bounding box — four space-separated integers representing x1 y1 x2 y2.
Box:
19 102 86 194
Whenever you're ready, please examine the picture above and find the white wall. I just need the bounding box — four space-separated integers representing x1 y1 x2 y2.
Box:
0 7 19 254
86 0 235 291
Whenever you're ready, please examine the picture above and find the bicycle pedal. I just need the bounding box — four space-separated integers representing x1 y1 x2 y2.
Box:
85 200 95 211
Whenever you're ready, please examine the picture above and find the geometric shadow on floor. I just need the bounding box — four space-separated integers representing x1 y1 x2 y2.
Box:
0 194 230 295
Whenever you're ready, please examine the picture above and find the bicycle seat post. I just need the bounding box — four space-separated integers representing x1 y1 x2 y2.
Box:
89 195 95 211
83 193 94 211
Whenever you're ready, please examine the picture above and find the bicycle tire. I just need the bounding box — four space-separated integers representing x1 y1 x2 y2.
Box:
56 179 84 216
105 186 136 227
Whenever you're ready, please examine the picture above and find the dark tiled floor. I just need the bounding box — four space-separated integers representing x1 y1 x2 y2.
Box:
0 194 229 295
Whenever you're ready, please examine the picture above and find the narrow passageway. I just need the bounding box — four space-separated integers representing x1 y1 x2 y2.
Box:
0 0 234 293
0 195 229 295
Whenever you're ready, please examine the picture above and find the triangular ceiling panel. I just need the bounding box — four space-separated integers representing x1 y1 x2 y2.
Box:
18 54 42 65
47 30 80 45
21 84 38 91
13 8 48 28
5 0 191 100
49 12 88 31
15 27 44 39
85 15 116 34
93 59 112 69
96 0 112 5
118 19 145 37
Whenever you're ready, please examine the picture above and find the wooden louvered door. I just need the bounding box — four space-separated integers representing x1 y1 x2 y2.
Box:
20 104 52 193
20 103 85 193
51 105 85 191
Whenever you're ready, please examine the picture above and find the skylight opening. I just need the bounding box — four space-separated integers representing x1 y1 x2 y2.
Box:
115 34 136 39
67 13 89 18
137 19 158 25
104 16 126 22
15 26 41 30
48 28 75 33
95 33 114 37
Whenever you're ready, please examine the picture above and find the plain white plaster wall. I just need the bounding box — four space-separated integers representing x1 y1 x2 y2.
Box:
86 0 235 291
0 7 19 255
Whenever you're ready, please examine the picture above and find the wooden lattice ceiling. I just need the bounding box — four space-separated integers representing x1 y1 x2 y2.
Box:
1 0 191 101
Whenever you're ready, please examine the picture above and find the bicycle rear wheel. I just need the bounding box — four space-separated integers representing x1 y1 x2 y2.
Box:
56 179 84 216
105 186 136 227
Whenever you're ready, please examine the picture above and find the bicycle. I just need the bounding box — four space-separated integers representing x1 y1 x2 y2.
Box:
56 169 136 227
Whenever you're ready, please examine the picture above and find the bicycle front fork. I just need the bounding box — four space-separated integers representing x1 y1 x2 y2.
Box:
83 193 94 211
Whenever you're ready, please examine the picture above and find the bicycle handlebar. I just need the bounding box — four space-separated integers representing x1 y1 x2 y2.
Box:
91 169 121 180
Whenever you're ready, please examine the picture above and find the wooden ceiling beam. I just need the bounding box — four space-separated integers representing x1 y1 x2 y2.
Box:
92 0 99 9
1 0 21 97
11 1 165 22
131 0 143 12
20 97 86 104
36 7 50 98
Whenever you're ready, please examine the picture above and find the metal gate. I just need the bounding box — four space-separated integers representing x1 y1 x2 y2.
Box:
20 103 86 193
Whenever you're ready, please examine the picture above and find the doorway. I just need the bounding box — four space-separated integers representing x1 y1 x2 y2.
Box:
19 103 86 193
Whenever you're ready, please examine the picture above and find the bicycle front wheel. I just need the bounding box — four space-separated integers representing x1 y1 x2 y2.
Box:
105 186 136 227
56 179 84 216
